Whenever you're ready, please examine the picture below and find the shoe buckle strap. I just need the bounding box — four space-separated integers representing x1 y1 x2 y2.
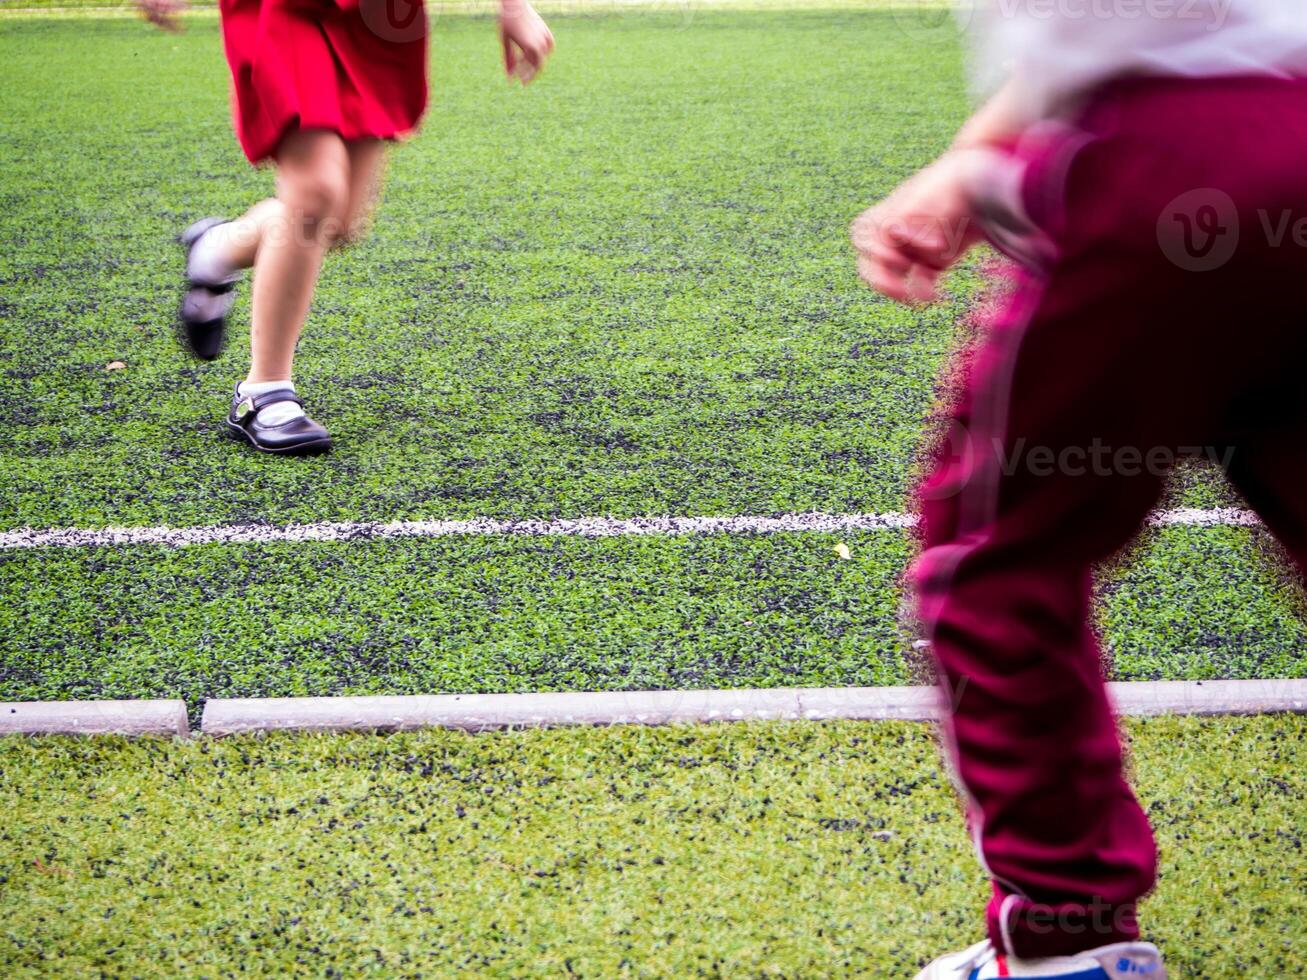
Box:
247 389 304 415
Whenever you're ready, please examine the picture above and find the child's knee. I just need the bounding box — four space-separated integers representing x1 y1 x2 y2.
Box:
280 168 350 236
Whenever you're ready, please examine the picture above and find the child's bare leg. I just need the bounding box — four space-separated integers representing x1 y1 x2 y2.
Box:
182 133 350 377
246 129 350 382
332 138 388 248
188 133 377 452
191 198 282 273
194 130 350 454
200 138 384 276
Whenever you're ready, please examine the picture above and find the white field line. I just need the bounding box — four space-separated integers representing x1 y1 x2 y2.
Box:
0 508 1261 550
1146 507 1263 528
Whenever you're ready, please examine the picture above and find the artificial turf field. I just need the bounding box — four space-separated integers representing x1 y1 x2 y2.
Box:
1 717 1304 977
1 3 1305 710
0 3 1305 975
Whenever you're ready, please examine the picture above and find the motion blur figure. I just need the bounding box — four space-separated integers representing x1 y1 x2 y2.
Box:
139 0 554 454
851 2 1307 977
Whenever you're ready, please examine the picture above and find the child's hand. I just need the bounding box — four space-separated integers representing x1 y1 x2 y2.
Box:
850 149 989 304
499 0 554 86
137 0 185 31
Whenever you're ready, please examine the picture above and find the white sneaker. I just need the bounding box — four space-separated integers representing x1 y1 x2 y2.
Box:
914 939 1166 979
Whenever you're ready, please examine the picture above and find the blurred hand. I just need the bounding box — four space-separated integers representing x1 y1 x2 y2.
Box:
499 0 554 85
850 149 989 304
137 0 185 31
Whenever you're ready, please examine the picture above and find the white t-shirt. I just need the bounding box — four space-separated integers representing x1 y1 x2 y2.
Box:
963 0 1307 115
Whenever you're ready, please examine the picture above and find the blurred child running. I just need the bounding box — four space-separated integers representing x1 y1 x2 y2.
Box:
140 0 553 453
851 2 1307 976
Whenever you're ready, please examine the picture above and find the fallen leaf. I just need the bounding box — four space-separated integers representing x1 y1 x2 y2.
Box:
33 857 71 877
833 542 851 561
105 360 126 372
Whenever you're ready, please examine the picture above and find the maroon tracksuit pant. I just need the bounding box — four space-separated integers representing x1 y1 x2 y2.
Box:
915 76 1307 958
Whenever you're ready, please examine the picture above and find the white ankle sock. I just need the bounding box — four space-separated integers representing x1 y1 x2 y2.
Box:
188 223 241 286
237 380 306 427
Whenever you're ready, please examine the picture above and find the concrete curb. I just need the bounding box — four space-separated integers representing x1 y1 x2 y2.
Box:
0 699 190 737
4 681 1300 739
199 679 1307 735
1107 678 1307 717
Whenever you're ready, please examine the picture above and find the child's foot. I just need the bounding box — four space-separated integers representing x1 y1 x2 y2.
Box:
178 217 240 360
223 382 332 455
915 939 1165 979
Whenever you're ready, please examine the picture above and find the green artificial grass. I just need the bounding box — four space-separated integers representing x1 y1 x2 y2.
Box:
0 9 1304 711
2 527 1304 724
1099 526 1307 683
0 716 1302 976
0 10 971 529
0 532 917 714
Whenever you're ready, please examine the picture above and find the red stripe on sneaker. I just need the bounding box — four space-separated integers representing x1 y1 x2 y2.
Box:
996 953 1009 977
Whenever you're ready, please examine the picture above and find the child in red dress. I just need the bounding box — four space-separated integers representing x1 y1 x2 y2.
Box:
140 0 554 453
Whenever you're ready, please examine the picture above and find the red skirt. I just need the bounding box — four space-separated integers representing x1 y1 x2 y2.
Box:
219 0 429 163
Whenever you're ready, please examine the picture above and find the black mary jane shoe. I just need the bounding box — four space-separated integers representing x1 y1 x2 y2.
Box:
178 217 237 361
224 386 333 455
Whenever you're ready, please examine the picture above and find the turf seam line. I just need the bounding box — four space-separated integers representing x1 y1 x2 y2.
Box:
198 679 1307 735
0 507 1262 550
